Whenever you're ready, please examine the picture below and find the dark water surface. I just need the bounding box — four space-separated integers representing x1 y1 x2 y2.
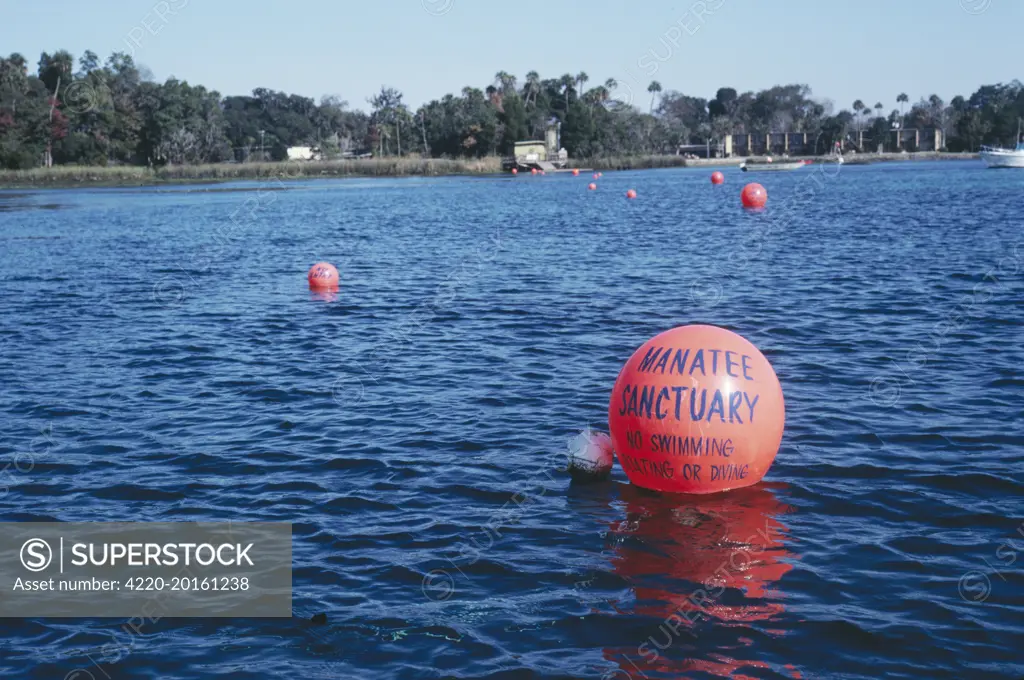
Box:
1 162 1022 679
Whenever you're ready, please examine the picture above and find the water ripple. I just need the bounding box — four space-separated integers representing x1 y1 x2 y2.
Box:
0 164 1021 679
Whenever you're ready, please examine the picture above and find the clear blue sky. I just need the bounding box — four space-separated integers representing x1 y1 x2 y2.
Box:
2 0 1020 113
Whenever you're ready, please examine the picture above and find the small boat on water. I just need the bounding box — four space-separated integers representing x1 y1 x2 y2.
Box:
980 121 1024 168
740 159 808 172
980 144 1024 168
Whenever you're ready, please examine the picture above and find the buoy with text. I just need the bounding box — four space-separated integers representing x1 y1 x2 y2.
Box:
607 324 785 494
308 262 339 291
711 171 724 185
741 183 767 209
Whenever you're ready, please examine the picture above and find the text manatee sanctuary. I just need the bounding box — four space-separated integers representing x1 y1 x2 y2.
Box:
616 346 761 424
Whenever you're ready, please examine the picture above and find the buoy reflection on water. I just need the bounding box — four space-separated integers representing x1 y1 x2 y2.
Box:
596 483 798 678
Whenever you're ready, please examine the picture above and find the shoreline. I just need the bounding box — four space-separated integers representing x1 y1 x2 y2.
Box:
0 152 983 189
676 151 979 168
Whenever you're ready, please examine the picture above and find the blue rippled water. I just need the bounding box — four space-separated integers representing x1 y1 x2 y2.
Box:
0 161 1022 679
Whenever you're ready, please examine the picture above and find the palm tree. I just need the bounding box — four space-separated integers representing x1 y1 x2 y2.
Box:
523 71 540 108
874 102 883 120
852 99 865 130
588 86 609 108
494 71 517 95
648 80 663 114
560 73 574 111
605 77 617 91
897 92 908 119
576 71 589 94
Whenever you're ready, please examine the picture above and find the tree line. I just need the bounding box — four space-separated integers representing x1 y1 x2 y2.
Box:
1 48 1022 169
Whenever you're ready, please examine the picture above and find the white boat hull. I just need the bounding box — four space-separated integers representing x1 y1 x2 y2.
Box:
980 149 1024 168
740 161 806 172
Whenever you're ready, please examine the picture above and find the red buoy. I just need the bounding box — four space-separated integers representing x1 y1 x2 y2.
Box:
593 173 599 179
608 324 785 494
626 189 637 199
741 183 767 209
572 168 580 176
711 171 724 185
308 262 339 291
511 168 518 175
531 168 538 175
588 182 597 190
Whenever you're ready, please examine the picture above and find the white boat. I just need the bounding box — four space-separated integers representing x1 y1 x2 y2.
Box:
740 159 807 172
980 121 1024 168
980 142 1024 168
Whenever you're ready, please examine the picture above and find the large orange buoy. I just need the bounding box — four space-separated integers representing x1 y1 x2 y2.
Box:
308 262 339 291
572 168 579 176
741 182 767 209
626 189 637 199
607 324 785 494
711 171 724 185
588 182 597 190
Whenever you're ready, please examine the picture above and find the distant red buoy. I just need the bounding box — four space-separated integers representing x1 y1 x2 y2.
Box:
511 168 518 175
572 168 580 176
531 168 538 175
741 183 767 209
711 171 724 185
308 262 339 291
593 173 599 179
626 189 637 199
598 173 603 178
588 182 597 190
608 324 786 494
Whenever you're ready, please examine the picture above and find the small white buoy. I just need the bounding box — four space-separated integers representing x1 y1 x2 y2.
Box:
567 427 614 482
